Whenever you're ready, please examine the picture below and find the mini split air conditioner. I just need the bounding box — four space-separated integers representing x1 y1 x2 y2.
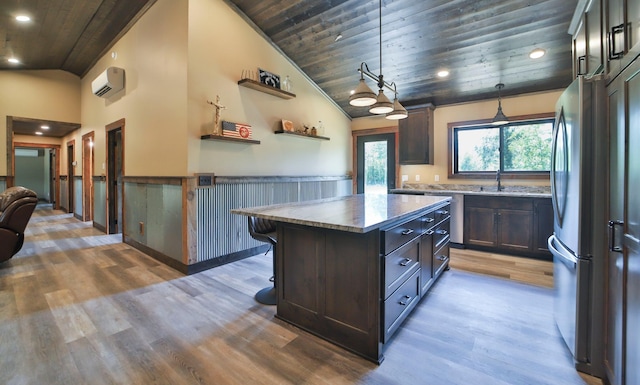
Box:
91 67 125 98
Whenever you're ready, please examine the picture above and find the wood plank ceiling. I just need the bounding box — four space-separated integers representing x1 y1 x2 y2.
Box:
1 0 579 124
226 0 580 117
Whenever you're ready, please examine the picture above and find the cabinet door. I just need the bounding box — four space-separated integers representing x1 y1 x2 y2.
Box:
574 19 588 77
464 206 496 247
606 0 625 76
497 209 533 251
624 58 640 385
586 0 604 74
534 199 554 255
419 230 434 296
399 106 434 164
628 0 640 55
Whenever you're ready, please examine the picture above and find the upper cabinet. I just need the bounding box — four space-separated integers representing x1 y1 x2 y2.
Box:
399 105 435 165
571 0 604 78
604 0 640 79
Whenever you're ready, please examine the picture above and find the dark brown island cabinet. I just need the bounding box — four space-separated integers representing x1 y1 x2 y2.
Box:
274 199 451 363
464 195 553 259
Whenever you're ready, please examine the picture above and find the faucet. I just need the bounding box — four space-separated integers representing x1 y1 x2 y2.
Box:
496 170 503 191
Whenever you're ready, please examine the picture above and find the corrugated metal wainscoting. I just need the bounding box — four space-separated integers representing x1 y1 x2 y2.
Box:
195 177 352 263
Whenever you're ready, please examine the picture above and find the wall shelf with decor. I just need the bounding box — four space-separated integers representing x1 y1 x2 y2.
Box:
238 79 296 99
274 130 330 141
200 134 260 144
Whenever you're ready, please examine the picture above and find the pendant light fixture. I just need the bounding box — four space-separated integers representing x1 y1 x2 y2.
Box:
348 0 407 119
492 83 509 125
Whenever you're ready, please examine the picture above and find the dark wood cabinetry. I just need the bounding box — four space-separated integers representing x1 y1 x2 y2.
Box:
604 0 640 79
604 55 640 385
571 0 604 77
464 195 552 259
276 200 450 363
398 105 434 165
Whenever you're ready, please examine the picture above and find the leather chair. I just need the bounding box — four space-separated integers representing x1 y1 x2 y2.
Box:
248 216 277 305
0 186 38 263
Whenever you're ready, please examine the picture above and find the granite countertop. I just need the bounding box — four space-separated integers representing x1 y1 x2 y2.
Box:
393 183 552 198
231 194 451 233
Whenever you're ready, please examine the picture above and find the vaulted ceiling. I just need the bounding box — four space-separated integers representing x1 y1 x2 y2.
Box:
2 0 579 127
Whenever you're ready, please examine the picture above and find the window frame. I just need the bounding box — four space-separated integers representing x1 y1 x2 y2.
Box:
447 112 555 180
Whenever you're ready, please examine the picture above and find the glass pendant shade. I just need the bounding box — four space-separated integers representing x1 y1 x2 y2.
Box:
369 89 394 114
386 97 408 120
349 79 377 106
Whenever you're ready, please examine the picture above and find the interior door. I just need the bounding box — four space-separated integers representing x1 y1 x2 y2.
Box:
49 150 56 206
82 133 94 221
107 128 123 234
356 133 396 194
67 142 74 213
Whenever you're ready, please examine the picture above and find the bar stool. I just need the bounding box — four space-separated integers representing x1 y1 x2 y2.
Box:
247 216 277 305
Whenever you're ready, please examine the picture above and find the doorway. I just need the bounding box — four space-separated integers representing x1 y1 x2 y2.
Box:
356 133 397 194
106 120 124 234
67 140 75 214
13 143 60 207
82 132 94 221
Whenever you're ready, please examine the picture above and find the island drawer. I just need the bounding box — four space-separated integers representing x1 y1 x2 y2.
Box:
433 242 450 278
434 218 450 249
383 269 420 343
383 238 420 299
433 204 451 224
381 216 423 255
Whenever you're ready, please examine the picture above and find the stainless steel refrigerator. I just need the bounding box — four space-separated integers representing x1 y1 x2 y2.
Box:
548 75 607 377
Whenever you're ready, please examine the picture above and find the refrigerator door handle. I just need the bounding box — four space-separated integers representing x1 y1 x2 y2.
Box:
608 220 624 252
548 235 577 269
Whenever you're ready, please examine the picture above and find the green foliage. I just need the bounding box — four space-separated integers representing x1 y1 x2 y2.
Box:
364 141 387 186
456 121 552 172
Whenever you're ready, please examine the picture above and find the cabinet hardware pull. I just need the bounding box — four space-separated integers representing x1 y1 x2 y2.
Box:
399 295 411 306
608 220 624 252
401 229 414 235
437 210 449 215
399 258 412 266
436 229 448 235
577 55 587 75
437 255 447 261
609 24 625 60
424 218 435 223
425 230 435 235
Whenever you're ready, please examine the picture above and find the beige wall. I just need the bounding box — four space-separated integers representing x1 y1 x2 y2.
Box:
76 0 189 177
0 70 81 176
352 90 563 187
186 0 351 176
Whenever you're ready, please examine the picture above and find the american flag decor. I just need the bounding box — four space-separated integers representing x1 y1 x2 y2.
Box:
222 121 252 139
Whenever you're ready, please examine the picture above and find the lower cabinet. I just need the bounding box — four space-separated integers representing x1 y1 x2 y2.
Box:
276 200 451 363
464 195 552 259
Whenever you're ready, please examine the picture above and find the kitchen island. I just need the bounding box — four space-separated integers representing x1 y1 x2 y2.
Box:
232 194 451 363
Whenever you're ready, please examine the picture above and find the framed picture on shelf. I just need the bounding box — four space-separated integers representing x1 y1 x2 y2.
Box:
281 119 294 132
259 68 280 88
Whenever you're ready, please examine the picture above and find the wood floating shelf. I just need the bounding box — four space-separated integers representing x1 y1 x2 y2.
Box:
237 79 296 99
200 134 260 144
274 130 330 141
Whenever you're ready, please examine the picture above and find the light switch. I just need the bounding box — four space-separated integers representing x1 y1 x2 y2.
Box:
434 175 440 182
401 175 408 182
415 175 420 182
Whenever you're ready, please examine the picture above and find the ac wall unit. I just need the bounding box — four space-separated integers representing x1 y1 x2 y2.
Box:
91 67 125 98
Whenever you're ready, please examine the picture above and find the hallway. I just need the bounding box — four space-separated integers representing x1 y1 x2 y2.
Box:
0 206 599 384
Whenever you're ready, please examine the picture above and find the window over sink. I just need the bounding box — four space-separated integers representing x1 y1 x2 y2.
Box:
448 113 554 179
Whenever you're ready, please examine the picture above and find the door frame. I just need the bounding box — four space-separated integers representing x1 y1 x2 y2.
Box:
13 142 61 209
352 126 399 194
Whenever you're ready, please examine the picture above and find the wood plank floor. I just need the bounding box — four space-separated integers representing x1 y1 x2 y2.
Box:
0 206 601 385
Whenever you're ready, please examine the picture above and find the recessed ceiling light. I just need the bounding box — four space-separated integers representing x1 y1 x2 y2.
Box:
8 58 20 64
41 125 50 129
529 48 546 59
437 70 450 78
35 132 43 135
16 15 31 22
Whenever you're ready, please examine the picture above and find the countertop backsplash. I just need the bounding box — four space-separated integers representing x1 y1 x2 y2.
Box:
401 183 551 195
